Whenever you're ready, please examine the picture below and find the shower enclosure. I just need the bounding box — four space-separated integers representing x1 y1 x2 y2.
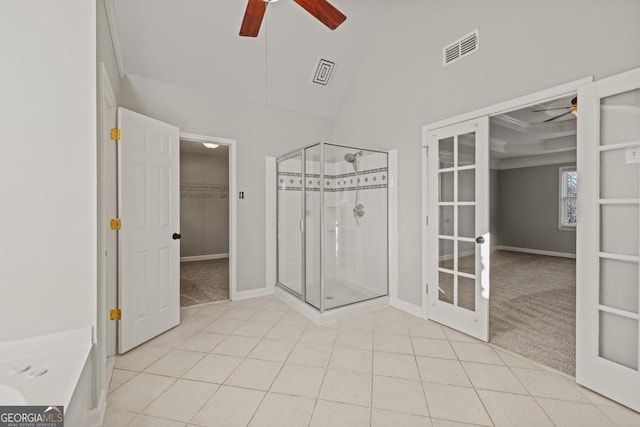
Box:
276 142 389 316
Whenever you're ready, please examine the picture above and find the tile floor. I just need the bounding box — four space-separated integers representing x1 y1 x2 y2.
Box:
103 295 640 427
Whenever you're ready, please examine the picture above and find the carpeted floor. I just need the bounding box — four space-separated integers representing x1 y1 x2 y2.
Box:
180 258 229 307
489 250 576 376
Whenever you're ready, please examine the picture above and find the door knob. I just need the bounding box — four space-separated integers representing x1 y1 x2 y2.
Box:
475 236 485 244
173 233 182 240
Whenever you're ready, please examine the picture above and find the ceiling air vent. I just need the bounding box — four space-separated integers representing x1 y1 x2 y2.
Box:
312 58 337 87
443 29 479 66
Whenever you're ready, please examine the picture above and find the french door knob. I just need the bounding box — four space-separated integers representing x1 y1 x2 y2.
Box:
475 236 485 244
173 233 182 240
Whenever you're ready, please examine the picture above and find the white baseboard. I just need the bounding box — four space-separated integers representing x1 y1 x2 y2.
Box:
233 287 274 301
390 298 423 318
496 245 576 259
181 253 229 262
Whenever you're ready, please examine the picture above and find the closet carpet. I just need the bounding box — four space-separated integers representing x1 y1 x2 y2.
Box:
489 250 576 376
180 259 229 307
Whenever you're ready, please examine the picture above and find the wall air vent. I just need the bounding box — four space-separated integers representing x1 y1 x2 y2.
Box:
312 58 337 87
443 29 479 66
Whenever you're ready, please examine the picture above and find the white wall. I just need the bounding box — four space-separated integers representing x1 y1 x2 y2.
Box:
123 75 331 292
331 0 640 305
0 1 96 341
180 152 229 257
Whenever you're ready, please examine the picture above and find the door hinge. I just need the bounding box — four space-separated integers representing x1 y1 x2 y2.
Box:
425 146 429 157
110 218 121 230
110 128 121 140
426 284 429 294
426 216 429 226
110 309 121 320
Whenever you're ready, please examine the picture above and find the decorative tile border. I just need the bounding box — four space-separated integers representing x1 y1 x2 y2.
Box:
278 167 388 192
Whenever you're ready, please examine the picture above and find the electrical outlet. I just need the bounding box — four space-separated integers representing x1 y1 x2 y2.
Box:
626 148 640 164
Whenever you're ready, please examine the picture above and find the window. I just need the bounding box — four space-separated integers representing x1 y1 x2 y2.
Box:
559 166 578 229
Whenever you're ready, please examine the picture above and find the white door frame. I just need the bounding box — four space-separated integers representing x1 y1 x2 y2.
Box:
96 62 118 407
180 132 238 301
421 76 593 319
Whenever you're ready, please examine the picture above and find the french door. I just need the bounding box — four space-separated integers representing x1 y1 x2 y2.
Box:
426 117 490 341
576 67 640 411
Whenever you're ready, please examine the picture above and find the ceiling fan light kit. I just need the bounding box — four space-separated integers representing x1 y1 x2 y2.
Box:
536 97 579 123
240 0 347 37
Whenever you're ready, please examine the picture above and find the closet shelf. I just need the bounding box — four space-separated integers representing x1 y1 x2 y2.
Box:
180 183 228 199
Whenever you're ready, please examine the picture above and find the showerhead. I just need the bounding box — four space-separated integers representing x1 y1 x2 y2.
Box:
344 151 363 171
344 151 363 163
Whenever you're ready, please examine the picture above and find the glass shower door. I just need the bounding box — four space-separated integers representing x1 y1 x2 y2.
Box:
277 153 304 296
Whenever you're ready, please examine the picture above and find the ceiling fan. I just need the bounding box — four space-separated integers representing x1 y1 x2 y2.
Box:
240 0 347 37
533 97 578 123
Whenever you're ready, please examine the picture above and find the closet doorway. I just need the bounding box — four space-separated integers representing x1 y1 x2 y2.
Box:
179 134 233 306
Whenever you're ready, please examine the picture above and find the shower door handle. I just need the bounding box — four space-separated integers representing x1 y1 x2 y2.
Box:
475 236 485 244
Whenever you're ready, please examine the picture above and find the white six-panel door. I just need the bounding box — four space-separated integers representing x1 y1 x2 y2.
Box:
576 68 640 411
427 117 490 341
117 108 180 353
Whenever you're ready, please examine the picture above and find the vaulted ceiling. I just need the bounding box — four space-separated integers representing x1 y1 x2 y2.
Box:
113 0 389 118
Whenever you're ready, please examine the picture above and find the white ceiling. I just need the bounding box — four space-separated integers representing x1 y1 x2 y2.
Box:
180 139 229 157
490 95 577 160
113 0 389 118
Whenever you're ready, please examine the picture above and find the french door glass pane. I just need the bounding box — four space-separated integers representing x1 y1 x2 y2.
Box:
457 241 475 276
438 271 454 305
458 132 476 166
458 206 475 239
439 137 455 168
600 149 639 199
600 205 639 256
439 172 454 202
439 206 454 236
599 258 639 313
458 276 476 312
600 89 640 146
458 169 475 202
599 311 638 370
439 239 454 270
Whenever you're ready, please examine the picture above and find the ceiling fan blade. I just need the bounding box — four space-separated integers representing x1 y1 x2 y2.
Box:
293 0 347 30
532 106 571 112
543 110 573 123
240 0 267 37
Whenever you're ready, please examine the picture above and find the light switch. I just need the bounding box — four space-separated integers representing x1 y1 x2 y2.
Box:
625 148 640 164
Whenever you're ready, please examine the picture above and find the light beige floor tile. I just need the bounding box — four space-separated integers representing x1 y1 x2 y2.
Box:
319 369 372 406
249 393 315 427
142 379 218 422
311 400 371 427
374 333 414 354
263 300 292 312
264 322 306 341
443 328 478 343
408 322 447 340
114 345 171 372
495 349 543 370
222 307 259 320
144 349 204 377
430 419 485 427
108 369 136 392
233 320 275 338
251 310 285 323
374 322 410 336
372 375 428 416
416 357 471 387
183 353 243 383
225 358 282 391
147 326 197 349
329 348 373 373
371 409 432 427
128 414 186 427
577 386 621 408
197 304 229 318
412 338 457 359
107 373 175 412
299 327 339 346
477 389 553 427
249 339 294 362
270 364 326 398
287 343 333 368
191 385 264 427
102 408 136 427
340 318 375 332
422 382 491 425
536 397 613 427
450 342 504 365
177 331 226 353
335 329 374 350
511 367 589 402
204 318 245 334
462 361 527 394
278 311 310 325
236 296 271 308
211 335 260 357
180 304 206 319
599 404 640 426
180 315 216 331
373 351 420 380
